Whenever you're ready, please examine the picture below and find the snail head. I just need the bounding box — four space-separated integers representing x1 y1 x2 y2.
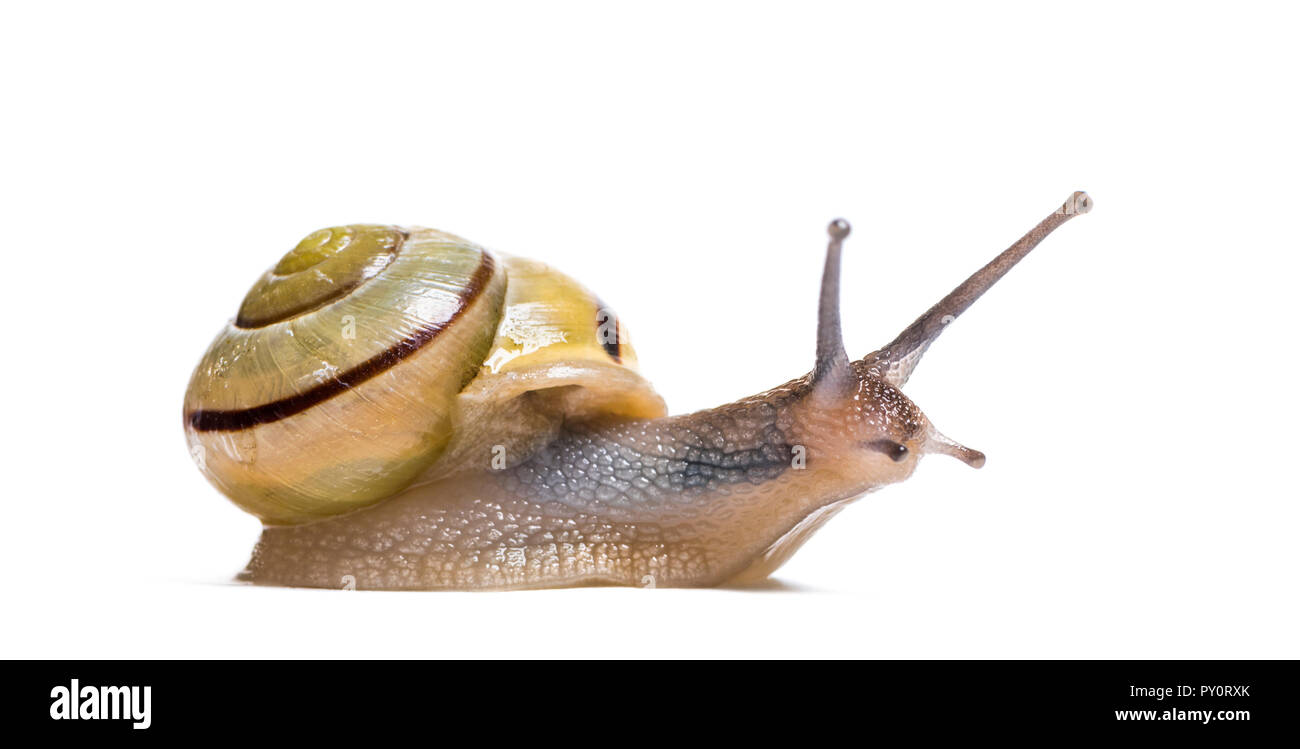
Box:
798 192 1092 482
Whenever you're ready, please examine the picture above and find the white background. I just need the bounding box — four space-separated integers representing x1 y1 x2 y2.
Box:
2 1 1296 658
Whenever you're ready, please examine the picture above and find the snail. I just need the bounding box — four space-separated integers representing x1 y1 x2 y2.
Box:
184 191 1092 590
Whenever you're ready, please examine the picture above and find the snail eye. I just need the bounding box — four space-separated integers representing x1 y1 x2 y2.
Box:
865 440 909 462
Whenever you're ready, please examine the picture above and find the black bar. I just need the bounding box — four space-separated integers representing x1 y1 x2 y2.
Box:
8 660 1288 738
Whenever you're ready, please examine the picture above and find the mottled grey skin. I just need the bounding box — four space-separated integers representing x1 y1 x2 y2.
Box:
499 397 795 519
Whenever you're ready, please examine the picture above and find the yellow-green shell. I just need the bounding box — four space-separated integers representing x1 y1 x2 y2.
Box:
184 225 665 524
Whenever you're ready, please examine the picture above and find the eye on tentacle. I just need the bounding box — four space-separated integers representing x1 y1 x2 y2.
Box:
862 191 1092 388
860 192 1091 469
812 218 854 395
809 192 1091 470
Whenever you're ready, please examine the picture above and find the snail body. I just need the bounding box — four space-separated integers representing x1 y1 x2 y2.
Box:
184 193 1092 590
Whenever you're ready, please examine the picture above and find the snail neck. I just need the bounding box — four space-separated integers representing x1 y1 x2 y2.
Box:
500 372 889 521
503 377 814 510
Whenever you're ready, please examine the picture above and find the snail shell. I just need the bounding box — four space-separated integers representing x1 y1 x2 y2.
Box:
184 225 665 524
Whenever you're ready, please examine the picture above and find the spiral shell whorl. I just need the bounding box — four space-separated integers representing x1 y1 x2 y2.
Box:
237 225 404 328
184 227 507 524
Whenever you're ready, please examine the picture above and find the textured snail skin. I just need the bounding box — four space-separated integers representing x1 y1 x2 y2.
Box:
190 193 1091 590
242 366 925 589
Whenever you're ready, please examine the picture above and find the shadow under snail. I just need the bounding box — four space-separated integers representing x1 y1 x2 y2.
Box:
184 191 1092 590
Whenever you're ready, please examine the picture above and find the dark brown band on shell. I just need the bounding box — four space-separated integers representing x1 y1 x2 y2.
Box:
187 252 496 433
596 302 622 364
